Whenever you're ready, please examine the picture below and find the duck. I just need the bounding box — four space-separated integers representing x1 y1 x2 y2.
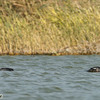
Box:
0 68 14 71
88 67 100 72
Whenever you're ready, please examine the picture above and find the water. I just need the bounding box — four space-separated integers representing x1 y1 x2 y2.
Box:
0 55 100 100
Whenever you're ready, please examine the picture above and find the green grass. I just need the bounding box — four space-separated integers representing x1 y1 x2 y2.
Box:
0 0 100 55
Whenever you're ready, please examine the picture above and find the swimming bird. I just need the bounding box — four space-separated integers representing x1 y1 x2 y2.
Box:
88 67 100 72
0 68 14 71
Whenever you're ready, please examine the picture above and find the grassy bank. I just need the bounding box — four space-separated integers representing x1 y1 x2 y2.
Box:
0 0 100 55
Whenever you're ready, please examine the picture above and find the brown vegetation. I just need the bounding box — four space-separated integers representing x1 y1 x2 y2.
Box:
0 0 100 55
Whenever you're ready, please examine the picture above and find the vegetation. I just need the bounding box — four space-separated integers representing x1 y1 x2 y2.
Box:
0 0 100 55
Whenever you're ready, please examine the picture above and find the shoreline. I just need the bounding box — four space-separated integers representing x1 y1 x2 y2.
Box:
0 43 100 56
0 52 100 56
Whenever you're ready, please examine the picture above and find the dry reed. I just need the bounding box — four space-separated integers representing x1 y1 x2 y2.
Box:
0 0 100 55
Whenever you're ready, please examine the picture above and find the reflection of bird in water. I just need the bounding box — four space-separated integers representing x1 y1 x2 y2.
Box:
0 68 14 71
88 67 100 72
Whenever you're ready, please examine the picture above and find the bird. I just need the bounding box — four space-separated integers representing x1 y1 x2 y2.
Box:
88 67 100 72
0 68 14 71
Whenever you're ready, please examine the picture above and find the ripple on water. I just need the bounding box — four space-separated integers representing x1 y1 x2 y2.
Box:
0 55 100 100
39 86 63 93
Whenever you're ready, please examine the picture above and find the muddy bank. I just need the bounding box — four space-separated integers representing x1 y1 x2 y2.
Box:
0 41 100 56
57 41 100 55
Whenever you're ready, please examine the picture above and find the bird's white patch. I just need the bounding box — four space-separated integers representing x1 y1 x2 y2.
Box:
93 68 97 69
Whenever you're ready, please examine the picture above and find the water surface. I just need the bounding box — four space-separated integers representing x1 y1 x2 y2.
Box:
0 55 100 100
